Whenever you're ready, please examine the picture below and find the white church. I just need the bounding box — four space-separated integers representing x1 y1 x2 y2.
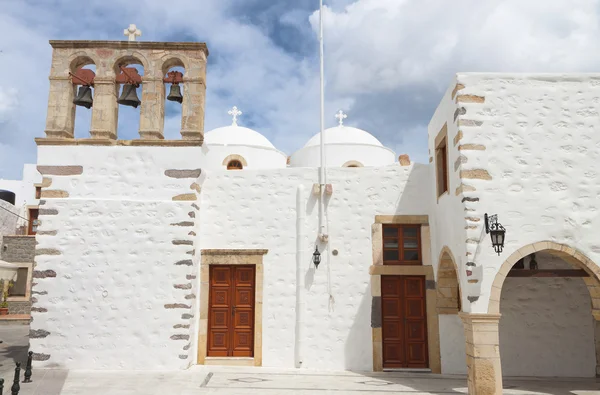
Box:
1 30 599 395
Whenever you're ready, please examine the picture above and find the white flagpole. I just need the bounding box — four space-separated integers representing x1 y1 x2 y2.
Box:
319 0 327 240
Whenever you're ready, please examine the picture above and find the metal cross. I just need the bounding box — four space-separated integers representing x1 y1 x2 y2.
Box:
124 24 142 41
335 110 347 126
228 106 242 125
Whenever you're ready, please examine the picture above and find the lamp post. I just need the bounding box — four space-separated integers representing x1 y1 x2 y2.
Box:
484 213 506 255
313 246 321 269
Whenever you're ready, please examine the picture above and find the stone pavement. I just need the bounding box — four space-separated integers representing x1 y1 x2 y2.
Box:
0 322 29 384
4 365 600 394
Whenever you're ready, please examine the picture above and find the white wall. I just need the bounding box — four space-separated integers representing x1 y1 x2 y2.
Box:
290 144 397 168
0 200 18 239
439 315 467 375
201 144 287 169
499 253 596 377
199 164 430 371
448 74 600 313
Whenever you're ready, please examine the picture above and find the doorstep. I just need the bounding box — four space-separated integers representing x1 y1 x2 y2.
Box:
0 314 31 325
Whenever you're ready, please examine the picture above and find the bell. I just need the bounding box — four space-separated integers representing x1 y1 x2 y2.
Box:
167 84 183 103
117 84 141 108
73 86 93 109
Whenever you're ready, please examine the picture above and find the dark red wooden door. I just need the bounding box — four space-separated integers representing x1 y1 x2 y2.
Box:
381 275 428 368
207 265 255 357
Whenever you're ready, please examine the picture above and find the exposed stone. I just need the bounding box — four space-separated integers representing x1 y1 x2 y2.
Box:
35 249 61 256
455 184 476 196
188 231 196 236
190 183 201 193
183 343 191 351
179 354 189 359
465 217 481 222
164 169 201 179
174 283 192 290
457 119 483 127
39 208 58 216
182 314 194 319
39 200 46 206
451 83 465 99
1 236 36 263
398 154 410 166
32 353 50 361
186 250 195 256
37 166 83 176
33 270 57 279
40 177 52 187
468 279 479 284
457 94 485 103
31 307 48 313
170 221 194 227
454 107 466 122
170 334 190 341
40 190 69 198
467 296 479 303
30 329 50 338
164 303 191 309
458 144 486 151
453 130 463 146
32 290 48 295
175 259 193 266
174 324 190 329
454 155 468 171
172 240 193 246
184 294 196 300
191 203 200 210
188 211 196 218
460 169 492 180
186 275 196 280
172 193 197 201
36 230 58 236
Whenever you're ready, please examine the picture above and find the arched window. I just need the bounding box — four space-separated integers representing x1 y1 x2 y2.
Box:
227 160 243 170
342 160 364 168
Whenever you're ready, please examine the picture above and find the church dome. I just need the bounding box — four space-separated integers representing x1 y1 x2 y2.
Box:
204 125 275 149
303 125 384 148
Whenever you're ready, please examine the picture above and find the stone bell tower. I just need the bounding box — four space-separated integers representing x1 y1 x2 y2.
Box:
38 29 209 145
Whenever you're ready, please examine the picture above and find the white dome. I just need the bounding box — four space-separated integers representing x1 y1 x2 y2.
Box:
204 125 276 149
304 126 384 148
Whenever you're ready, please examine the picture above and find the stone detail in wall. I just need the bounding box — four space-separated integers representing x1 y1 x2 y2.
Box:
184 294 195 300
455 184 476 196
172 194 197 201
170 334 190 341
454 155 468 171
9 301 32 315
39 209 59 216
458 144 486 151
32 353 50 361
35 249 62 256
181 314 193 319
36 230 58 236
175 260 193 266
174 324 190 329
31 307 48 313
172 240 193 246
188 231 196 236
188 211 195 218
40 190 70 198
451 83 465 99
456 94 485 103
174 283 192 290
398 154 410 166
453 107 466 122
465 217 480 222
164 169 202 179
40 177 52 187
453 130 463 146
460 169 492 180
170 221 194 227
164 304 191 309
179 355 188 359
461 197 479 203
37 166 83 176
33 270 57 278
30 329 51 338
1 236 36 262
190 183 201 193
457 119 483 127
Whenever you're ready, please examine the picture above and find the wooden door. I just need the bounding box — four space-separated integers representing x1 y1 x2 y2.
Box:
207 265 255 357
381 275 428 368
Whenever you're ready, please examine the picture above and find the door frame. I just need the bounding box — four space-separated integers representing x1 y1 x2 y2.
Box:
370 216 441 373
198 249 267 366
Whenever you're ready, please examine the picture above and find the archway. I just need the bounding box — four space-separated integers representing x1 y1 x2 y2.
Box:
436 247 465 374
489 241 600 378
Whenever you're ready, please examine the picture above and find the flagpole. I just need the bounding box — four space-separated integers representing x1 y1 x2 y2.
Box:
319 0 327 241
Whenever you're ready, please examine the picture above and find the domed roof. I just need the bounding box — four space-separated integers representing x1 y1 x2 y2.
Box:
303 112 383 148
204 106 275 149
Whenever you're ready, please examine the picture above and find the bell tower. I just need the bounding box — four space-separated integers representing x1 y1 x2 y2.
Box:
38 32 209 145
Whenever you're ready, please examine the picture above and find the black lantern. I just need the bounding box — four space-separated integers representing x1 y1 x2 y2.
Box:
484 213 506 255
312 246 321 269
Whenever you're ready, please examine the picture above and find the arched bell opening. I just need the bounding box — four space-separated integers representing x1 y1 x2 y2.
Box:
115 61 144 140
71 63 96 138
163 65 185 140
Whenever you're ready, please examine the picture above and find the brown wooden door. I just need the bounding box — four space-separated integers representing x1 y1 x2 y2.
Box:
207 265 255 357
381 275 428 368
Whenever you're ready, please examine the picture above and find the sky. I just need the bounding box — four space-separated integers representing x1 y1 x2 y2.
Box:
1 0 600 179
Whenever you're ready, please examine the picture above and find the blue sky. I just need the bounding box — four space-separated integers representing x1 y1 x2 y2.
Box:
2 0 600 179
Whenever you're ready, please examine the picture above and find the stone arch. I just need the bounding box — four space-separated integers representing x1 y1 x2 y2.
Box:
437 246 462 314
68 52 99 74
112 53 150 77
489 241 600 314
160 55 190 76
342 160 364 168
222 154 248 168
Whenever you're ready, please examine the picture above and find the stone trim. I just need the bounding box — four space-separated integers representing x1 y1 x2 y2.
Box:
37 166 83 176
374 215 428 225
222 154 248 167
369 264 441 373
398 155 410 166
457 119 483 127
49 40 209 55
488 241 600 314
454 155 468 171
455 184 476 196
172 194 197 201
40 190 69 198
460 169 492 180
165 169 202 179
35 138 203 147
453 131 463 146
456 95 485 103
458 144 486 151
197 249 266 366
451 83 465 100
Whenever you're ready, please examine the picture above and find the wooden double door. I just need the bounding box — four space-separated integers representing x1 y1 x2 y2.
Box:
381 275 429 368
207 265 255 357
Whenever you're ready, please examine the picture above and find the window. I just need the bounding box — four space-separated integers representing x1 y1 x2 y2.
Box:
28 208 39 236
435 137 448 196
227 160 243 170
35 186 41 199
382 224 421 265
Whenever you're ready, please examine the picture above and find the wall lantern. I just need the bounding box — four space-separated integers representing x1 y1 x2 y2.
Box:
313 246 321 269
484 213 506 255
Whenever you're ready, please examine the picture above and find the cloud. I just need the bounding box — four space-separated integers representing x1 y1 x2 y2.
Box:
1 0 600 179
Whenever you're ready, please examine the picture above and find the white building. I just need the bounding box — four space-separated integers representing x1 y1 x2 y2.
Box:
23 39 600 395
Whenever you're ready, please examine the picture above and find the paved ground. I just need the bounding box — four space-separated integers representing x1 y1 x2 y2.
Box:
4 366 600 394
0 322 29 382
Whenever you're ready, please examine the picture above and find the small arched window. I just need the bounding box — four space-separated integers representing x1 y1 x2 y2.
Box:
227 160 243 170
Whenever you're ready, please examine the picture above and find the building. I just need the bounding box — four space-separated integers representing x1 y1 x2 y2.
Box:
23 37 600 395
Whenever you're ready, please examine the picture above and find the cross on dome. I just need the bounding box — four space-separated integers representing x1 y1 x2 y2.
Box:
124 24 142 41
228 106 243 126
335 110 347 127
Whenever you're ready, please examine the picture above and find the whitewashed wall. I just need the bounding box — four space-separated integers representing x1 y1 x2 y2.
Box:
290 144 397 168
500 253 595 377
199 164 430 371
439 315 467 375
450 74 600 313
200 144 287 169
